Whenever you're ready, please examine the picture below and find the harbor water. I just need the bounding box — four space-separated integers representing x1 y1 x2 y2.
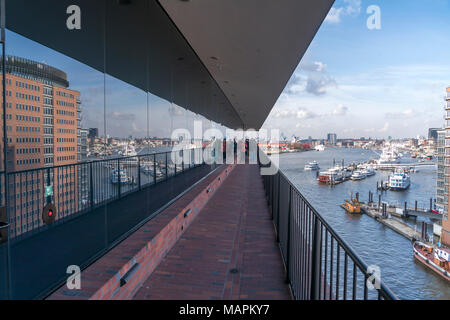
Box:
279 147 450 300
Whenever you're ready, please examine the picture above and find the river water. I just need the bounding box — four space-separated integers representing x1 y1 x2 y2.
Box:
279 147 450 300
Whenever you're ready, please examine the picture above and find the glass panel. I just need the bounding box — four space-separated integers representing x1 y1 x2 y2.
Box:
4 1 107 299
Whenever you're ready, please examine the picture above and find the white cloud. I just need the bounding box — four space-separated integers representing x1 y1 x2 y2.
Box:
325 0 362 24
332 104 348 116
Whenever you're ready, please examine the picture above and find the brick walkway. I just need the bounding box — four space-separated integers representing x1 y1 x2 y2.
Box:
133 164 291 300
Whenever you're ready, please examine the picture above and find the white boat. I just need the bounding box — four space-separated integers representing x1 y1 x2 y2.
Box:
304 161 320 171
110 169 129 184
377 147 400 164
388 170 410 191
361 167 376 177
315 145 325 152
350 170 366 181
122 145 138 165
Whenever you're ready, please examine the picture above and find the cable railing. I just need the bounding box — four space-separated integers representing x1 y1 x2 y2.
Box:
259 150 398 300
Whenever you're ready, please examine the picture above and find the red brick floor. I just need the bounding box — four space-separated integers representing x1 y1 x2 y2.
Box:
133 164 291 300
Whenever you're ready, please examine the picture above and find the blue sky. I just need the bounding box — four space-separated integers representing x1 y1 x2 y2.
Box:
262 0 450 139
6 0 450 140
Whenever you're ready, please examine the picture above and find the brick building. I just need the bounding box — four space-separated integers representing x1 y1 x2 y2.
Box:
0 56 80 237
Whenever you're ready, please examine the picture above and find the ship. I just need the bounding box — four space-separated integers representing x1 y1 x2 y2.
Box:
413 242 450 282
388 170 410 191
361 167 376 177
314 145 325 152
350 170 366 181
318 167 343 184
377 147 400 164
304 161 320 171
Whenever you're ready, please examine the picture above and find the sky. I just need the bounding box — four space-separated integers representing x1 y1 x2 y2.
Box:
261 0 450 140
5 0 450 140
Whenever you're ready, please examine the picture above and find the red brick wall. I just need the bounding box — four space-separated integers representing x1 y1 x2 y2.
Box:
47 164 236 300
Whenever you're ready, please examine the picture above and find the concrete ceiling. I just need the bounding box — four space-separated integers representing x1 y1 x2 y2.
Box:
158 0 334 129
4 0 333 130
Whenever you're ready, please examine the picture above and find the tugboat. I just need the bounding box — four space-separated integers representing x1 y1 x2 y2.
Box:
340 195 361 214
413 242 450 282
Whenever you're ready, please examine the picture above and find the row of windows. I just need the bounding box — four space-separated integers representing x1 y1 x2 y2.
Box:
57 137 75 143
16 92 40 102
16 80 40 92
56 109 75 117
17 158 41 165
16 103 40 113
56 91 75 99
16 126 40 133
56 146 75 152
16 137 41 144
56 100 75 108
16 147 41 154
16 115 40 123
56 119 75 125
44 157 54 164
44 137 53 144
57 128 75 134
43 87 52 96
57 155 76 162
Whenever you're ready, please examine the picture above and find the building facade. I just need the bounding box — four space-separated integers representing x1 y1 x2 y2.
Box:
443 87 450 245
0 56 80 237
327 133 337 145
436 129 446 214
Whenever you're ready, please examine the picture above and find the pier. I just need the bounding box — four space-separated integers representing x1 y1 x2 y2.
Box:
360 204 423 241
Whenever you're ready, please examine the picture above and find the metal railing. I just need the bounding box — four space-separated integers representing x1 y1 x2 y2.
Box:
0 147 208 242
259 152 398 300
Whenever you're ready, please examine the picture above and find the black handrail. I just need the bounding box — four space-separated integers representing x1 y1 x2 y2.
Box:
258 150 398 300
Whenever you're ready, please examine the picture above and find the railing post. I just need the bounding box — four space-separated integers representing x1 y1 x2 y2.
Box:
165 152 168 180
276 173 280 243
285 184 292 284
181 149 184 173
89 162 94 209
117 158 121 198
153 154 157 185
138 157 141 190
310 216 322 300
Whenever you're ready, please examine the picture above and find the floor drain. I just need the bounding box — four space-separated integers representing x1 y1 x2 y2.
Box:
229 268 239 274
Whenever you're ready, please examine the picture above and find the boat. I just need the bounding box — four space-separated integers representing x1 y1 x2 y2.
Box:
350 170 366 181
361 167 376 177
341 196 361 214
304 161 320 171
122 145 139 165
110 169 129 184
388 170 410 191
377 147 400 164
318 167 344 184
315 145 325 152
413 242 450 282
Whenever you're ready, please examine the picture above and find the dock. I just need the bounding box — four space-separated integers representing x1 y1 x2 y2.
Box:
360 204 422 241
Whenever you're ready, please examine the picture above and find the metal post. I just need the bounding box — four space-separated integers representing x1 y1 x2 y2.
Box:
429 198 432 212
46 167 51 205
285 185 292 284
415 200 417 211
117 158 121 198
404 201 407 215
378 195 381 212
181 149 184 173
310 216 322 300
276 173 280 243
89 162 94 209
153 154 156 185
138 157 141 190
165 152 168 180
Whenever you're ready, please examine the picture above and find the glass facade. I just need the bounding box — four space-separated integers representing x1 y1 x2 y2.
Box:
0 0 228 299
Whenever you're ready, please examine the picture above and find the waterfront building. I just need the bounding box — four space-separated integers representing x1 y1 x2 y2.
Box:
444 87 450 245
0 55 80 237
327 133 337 145
436 129 446 214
